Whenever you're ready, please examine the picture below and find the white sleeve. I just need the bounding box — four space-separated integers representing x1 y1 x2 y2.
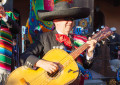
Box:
86 51 94 60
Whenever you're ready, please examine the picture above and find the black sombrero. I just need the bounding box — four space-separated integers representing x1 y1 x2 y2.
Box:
38 1 90 21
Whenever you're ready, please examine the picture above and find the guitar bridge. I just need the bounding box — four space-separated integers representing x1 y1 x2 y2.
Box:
68 69 79 73
20 78 30 85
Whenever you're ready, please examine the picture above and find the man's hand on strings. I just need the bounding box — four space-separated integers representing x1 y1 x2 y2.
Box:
35 59 59 74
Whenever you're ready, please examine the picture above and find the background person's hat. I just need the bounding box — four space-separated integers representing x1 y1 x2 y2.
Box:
37 1 90 21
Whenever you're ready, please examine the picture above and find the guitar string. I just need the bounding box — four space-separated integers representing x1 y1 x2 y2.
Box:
32 59 74 85
44 48 86 85
29 52 72 84
39 51 83 83
30 39 87 84
30 50 82 85
31 55 71 84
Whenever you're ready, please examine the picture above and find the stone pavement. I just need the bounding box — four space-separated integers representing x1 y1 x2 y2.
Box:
84 70 106 85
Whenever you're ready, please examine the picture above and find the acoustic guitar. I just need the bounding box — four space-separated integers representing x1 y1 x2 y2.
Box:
6 27 113 85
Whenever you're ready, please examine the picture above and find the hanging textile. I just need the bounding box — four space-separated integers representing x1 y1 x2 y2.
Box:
26 0 73 43
26 0 54 43
73 16 92 36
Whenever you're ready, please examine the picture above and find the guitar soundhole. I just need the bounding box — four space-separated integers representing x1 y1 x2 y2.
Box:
47 64 62 78
47 69 59 77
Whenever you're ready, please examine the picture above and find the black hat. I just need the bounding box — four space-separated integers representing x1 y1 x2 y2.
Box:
38 1 90 21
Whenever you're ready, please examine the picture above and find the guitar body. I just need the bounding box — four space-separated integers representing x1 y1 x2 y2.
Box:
6 49 79 85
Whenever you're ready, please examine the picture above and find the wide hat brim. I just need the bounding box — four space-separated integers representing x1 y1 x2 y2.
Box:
38 7 90 21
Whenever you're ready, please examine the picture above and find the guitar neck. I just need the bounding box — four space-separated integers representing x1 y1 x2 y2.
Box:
69 27 113 60
70 43 89 60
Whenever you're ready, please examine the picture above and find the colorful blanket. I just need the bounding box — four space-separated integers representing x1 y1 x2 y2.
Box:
0 12 19 74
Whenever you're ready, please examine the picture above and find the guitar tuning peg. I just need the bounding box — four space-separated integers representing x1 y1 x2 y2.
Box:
92 32 95 35
96 29 100 32
101 25 105 29
111 34 115 39
101 40 105 44
106 37 110 41
96 43 101 47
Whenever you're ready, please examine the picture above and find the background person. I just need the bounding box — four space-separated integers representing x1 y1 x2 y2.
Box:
0 0 20 84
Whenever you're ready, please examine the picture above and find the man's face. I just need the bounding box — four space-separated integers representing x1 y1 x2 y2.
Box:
53 19 74 34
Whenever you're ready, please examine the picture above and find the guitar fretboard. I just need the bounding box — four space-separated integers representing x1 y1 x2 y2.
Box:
70 43 89 59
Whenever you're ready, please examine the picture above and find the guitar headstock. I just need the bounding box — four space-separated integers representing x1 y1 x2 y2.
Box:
92 26 113 42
